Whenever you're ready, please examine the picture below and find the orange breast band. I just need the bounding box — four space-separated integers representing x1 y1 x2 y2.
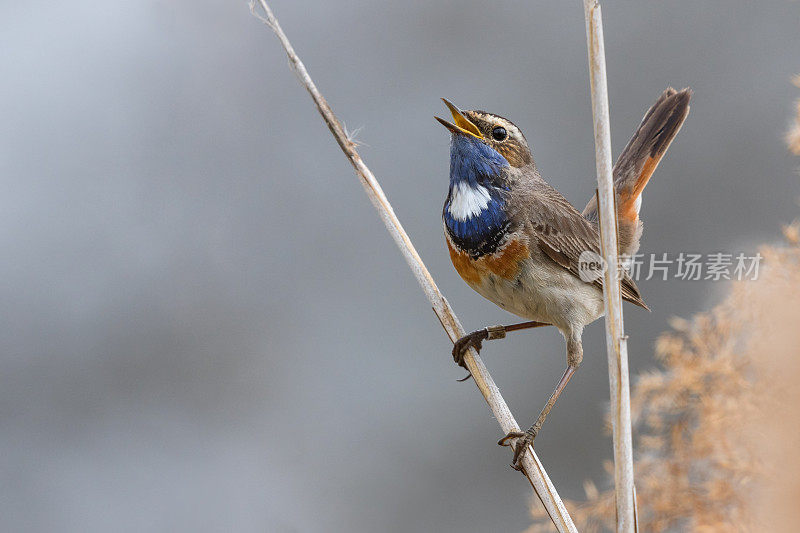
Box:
447 238 529 285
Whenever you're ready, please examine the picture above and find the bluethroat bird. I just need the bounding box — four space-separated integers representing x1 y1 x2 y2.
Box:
436 88 691 469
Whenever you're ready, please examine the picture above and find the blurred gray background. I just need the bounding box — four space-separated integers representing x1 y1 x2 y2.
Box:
2 1 799 531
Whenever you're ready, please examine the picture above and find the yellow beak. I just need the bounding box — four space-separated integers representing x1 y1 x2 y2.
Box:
435 98 483 139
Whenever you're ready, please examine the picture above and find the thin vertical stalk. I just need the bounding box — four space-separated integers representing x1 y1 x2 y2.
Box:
582 1 636 531
250 2 577 531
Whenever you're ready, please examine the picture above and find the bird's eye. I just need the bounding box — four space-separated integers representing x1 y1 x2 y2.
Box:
491 126 507 141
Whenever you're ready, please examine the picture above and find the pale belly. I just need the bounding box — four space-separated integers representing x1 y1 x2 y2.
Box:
467 256 605 333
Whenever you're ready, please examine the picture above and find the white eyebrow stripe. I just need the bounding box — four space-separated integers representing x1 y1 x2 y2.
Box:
468 112 524 142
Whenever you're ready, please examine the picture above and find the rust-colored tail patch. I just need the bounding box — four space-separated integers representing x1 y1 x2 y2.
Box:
583 87 691 225
617 153 660 223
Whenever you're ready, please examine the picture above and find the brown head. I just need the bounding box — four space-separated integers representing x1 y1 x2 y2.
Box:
435 99 533 168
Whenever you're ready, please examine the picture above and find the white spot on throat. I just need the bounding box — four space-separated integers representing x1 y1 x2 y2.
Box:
448 182 491 221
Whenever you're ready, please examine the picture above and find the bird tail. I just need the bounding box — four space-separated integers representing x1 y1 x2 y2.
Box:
583 87 691 255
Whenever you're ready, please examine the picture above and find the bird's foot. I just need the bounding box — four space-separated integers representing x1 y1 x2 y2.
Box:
498 428 537 471
452 329 487 368
452 326 506 381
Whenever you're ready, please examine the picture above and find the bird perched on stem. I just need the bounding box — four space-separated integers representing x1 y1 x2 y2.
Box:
435 88 691 469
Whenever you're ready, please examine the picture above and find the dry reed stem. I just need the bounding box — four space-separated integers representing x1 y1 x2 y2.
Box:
249 2 577 531
582 2 636 531
530 75 800 533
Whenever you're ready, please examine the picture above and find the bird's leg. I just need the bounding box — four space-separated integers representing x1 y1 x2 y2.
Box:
499 336 583 470
452 321 550 376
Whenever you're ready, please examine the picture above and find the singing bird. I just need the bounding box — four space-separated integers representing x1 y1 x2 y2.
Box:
436 88 690 469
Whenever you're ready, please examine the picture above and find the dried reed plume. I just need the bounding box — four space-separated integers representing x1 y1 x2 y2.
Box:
529 81 800 533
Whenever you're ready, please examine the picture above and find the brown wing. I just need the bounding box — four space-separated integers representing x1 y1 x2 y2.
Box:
524 184 649 310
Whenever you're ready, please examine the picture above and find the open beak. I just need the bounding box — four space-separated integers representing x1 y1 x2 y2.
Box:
435 98 483 139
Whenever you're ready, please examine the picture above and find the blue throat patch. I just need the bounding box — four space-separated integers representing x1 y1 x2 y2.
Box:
444 135 512 257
